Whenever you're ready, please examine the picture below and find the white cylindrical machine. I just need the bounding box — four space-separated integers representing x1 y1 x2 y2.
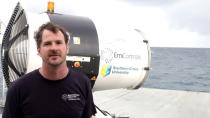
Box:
1 2 151 91
94 28 151 91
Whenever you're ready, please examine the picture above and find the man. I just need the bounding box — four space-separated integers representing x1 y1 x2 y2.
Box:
3 22 96 118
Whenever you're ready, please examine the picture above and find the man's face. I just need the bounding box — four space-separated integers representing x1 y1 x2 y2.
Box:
38 29 68 67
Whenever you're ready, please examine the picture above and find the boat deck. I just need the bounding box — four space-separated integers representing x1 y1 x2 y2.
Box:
93 88 210 118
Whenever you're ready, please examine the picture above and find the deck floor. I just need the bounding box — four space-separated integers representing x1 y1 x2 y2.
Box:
93 88 210 118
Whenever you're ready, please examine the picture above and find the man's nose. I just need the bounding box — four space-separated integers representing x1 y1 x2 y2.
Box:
49 43 58 50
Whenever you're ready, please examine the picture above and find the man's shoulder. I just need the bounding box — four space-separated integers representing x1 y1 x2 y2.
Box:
70 69 88 79
10 69 39 87
6 69 39 95
69 69 90 84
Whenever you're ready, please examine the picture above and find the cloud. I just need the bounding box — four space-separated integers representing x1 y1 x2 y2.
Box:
1 0 209 47
121 0 181 6
120 0 210 47
123 0 210 35
165 0 210 35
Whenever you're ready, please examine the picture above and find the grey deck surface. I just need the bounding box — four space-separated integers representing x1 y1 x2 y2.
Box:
93 88 210 118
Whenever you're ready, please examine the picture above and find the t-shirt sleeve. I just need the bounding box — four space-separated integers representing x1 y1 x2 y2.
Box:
81 78 97 118
2 82 23 118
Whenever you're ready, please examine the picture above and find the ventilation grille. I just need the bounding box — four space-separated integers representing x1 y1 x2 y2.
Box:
1 2 28 87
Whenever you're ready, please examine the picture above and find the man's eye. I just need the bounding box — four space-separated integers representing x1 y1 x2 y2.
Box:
44 42 51 46
56 41 63 44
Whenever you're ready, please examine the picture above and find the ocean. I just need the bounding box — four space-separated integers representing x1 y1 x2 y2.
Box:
143 47 210 93
0 47 209 103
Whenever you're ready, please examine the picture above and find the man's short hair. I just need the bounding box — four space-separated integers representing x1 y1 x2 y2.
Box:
34 22 70 48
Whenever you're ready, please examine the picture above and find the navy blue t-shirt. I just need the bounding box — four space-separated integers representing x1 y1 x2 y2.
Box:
3 69 96 118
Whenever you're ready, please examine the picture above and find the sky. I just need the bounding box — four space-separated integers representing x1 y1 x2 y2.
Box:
0 0 210 48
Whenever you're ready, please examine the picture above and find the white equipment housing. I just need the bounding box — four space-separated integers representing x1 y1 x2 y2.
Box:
1 2 151 91
1 2 151 117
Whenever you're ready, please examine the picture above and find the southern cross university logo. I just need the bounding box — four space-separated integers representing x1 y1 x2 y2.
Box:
100 64 112 77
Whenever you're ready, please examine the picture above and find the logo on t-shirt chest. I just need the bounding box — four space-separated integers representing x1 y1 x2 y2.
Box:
62 93 81 101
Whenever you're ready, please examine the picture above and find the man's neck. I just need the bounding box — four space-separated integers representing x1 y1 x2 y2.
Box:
39 65 69 80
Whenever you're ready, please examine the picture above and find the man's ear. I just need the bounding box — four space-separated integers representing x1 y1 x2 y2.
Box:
37 48 40 56
66 45 70 54
66 40 70 54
